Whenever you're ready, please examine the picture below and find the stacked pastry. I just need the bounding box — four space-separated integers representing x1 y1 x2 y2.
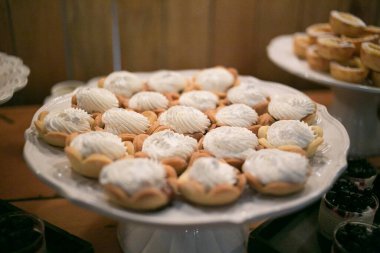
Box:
34 67 324 211
293 10 380 86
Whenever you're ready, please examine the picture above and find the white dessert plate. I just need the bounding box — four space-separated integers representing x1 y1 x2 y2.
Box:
267 35 380 94
23 70 349 228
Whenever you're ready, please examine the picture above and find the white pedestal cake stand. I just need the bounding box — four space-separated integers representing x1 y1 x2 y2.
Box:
267 35 380 157
23 71 349 253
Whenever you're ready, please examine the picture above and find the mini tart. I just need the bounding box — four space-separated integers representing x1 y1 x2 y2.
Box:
189 66 239 96
329 10 366 37
306 23 333 44
360 42 380 72
65 131 128 178
371 71 380 87
293 33 313 58
128 91 169 113
226 81 269 115
342 34 379 55
306 45 330 72
364 25 380 36
268 94 317 124
258 120 323 157
214 104 259 129
330 57 369 83
202 126 258 169
34 108 94 147
72 87 119 114
100 158 176 211
243 149 310 196
158 105 211 138
316 37 355 61
179 90 219 111
146 70 187 94
178 157 246 206
141 130 198 175
99 71 144 99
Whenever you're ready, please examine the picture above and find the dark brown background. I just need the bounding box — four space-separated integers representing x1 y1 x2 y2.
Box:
1 0 379 105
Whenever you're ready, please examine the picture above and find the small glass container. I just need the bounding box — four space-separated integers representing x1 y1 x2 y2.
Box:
332 221 380 253
343 159 378 191
0 212 46 253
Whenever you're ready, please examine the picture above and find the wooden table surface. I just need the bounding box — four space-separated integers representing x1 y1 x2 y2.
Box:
0 90 333 253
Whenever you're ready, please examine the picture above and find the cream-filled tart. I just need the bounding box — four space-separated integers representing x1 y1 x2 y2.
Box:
128 91 169 113
226 80 269 115
158 105 211 140
243 149 310 196
267 94 317 124
146 70 187 95
190 66 238 96
65 131 128 178
139 130 198 175
178 157 246 206
99 71 144 106
72 87 119 114
201 126 259 169
258 120 323 157
34 108 94 147
100 158 176 211
213 104 259 132
179 90 219 111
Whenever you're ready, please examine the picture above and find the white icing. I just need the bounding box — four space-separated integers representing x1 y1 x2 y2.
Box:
70 131 126 160
128 91 169 111
203 126 258 159
44 108 92 134
179 91 219 111
227 82 267 107
99 158 166 195
266 120 315 148
187 157 237 190
104 71 143 97
158 105 210 134
195 67 234 92
142 130 197 160
268 94 315 120
102 108 149 135
216 104 258 127
147 71 187 93
243 149 309 184
75 87 119 113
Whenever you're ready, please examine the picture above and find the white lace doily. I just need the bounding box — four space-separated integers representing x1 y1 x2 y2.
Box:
0 52 30 104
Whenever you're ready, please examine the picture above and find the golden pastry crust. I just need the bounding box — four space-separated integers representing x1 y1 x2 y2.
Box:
364 25 380 36
64 133 130 179
371 71 380 87
257 125 324 157
244 172 306 196
306 45 330 72
330 57 369 83
293 33 313 59
306 23 333 44
329 10 366 37
177 168 246 206
316 37 355 61
341 34 379 55
34 111 95 148
103 165 177 211
360 42 380 72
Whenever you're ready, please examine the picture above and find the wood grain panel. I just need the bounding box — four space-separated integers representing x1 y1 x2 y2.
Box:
348 0 379 25
163 0 210 69
0 0 13 54
212 0 257 74
64 0 114 81
118 0 163 71
8 0 66 105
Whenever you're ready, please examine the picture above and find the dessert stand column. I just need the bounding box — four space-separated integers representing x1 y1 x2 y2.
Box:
328 86 380 157
117 222 249 253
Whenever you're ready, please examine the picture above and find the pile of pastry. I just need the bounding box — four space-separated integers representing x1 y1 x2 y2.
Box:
34 67 324 211
293 10 380 86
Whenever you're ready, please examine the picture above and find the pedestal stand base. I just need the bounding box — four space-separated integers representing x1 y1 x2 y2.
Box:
117 222 248 253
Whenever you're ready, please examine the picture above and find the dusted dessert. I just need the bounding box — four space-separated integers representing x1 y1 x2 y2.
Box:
100 71 144 98
100 158 176 211
146 70 187 94
34 108 94 147
128 91 169 113
243 149 310 195
214 104 259 128
178 157 246 206
72 87 119 113
179 90 219 111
